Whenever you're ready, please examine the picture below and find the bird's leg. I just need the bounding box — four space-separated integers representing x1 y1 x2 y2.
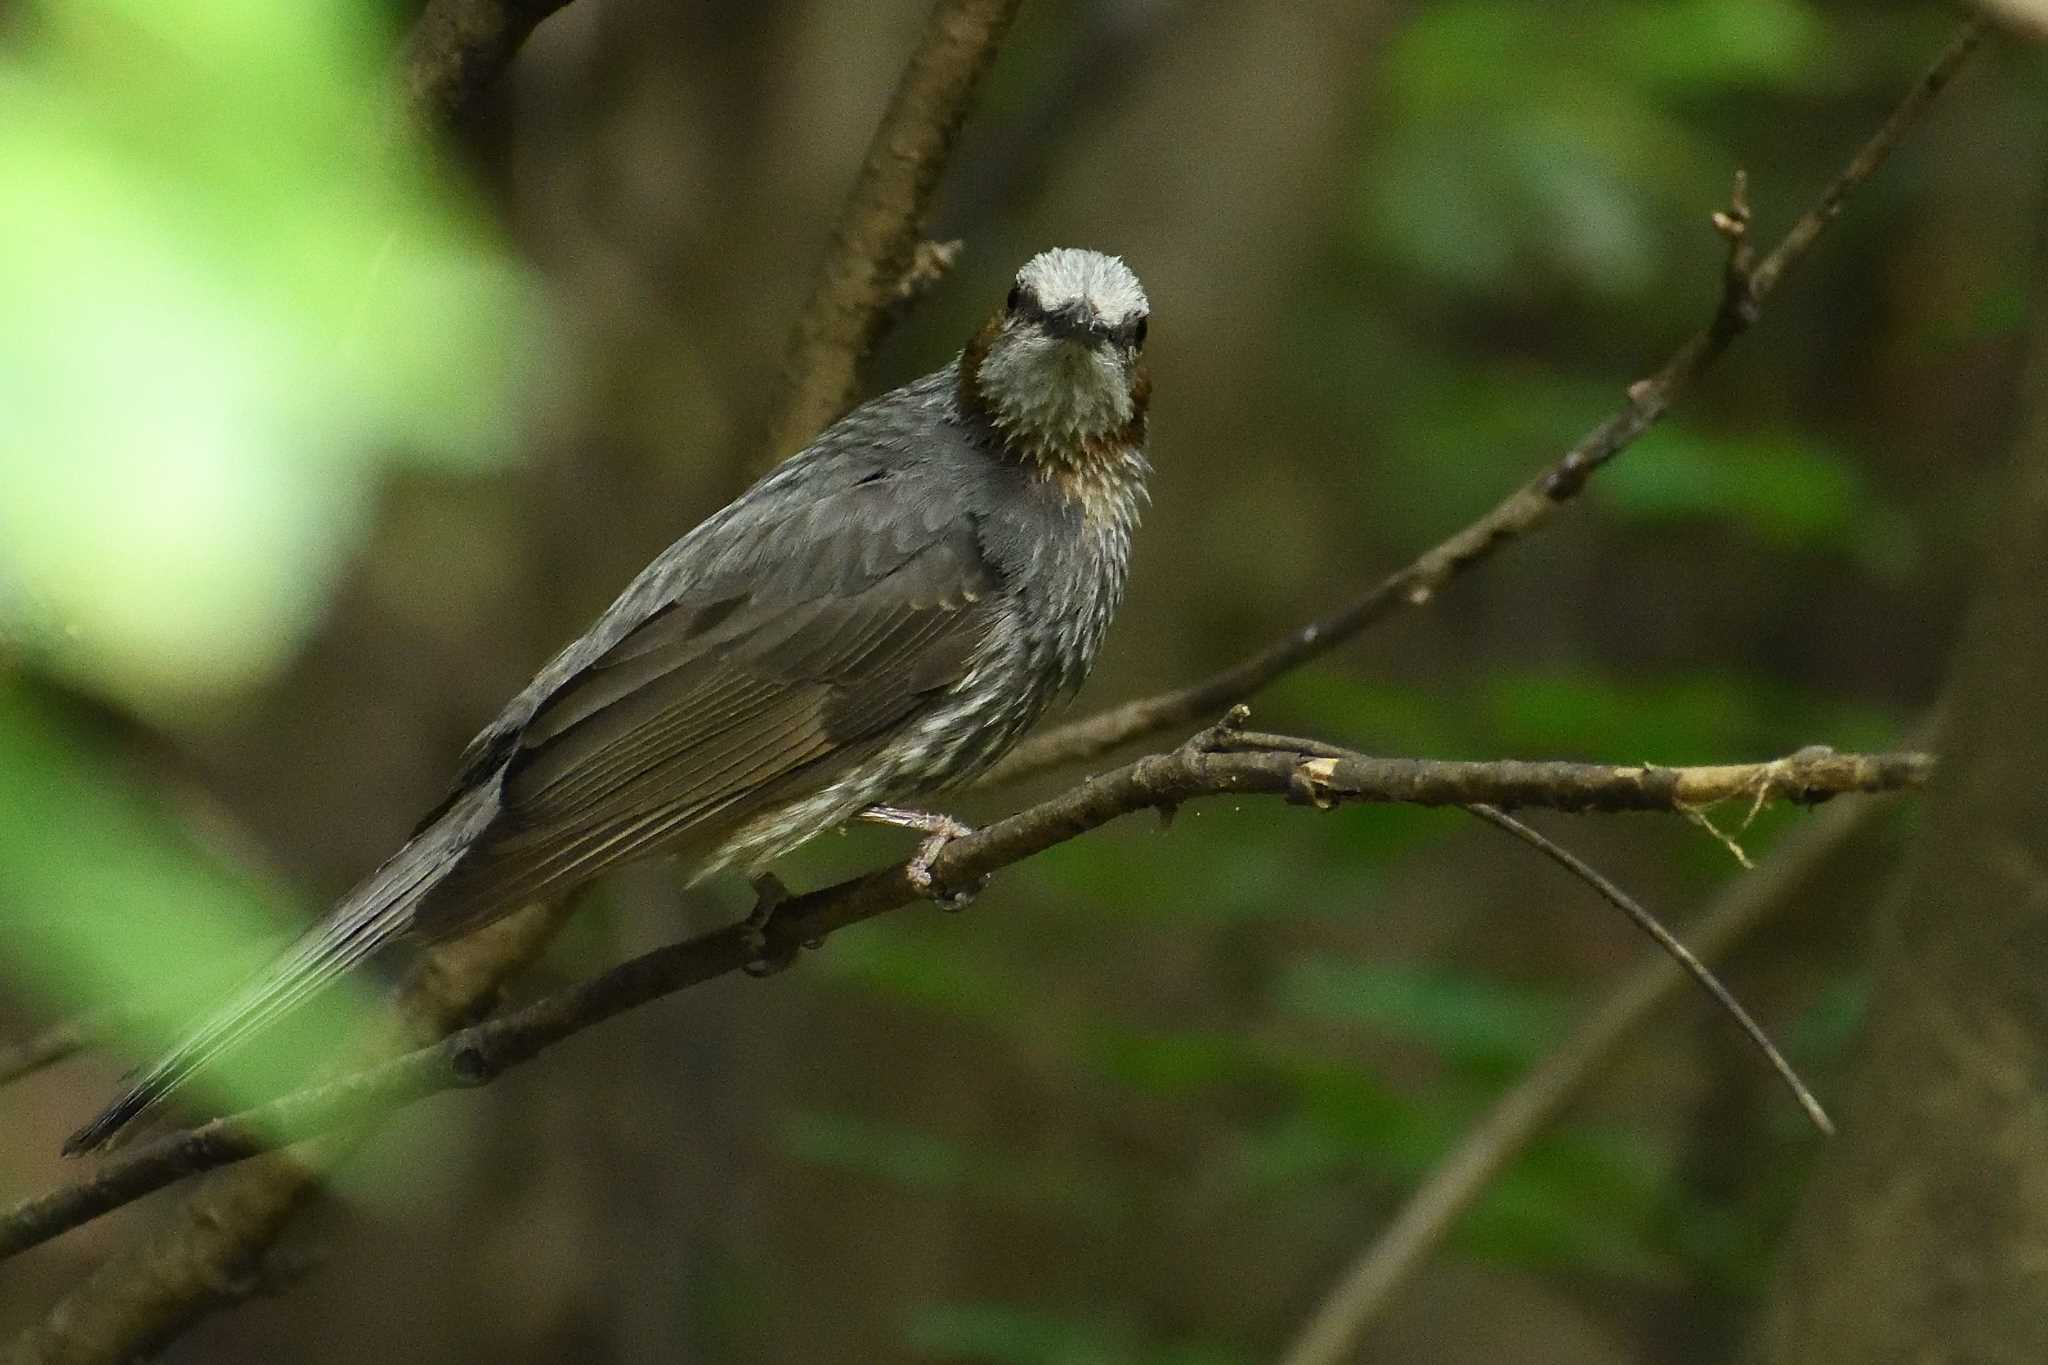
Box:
858 805 985 911
741 872 798 977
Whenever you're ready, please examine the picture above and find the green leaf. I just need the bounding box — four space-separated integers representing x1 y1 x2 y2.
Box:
0 0 536 711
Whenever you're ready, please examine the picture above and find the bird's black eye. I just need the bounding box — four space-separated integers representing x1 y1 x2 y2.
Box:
1006 285 1024 312
1132 317 1149 349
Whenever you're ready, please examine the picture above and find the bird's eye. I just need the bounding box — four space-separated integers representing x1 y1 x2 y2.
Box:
1132 317 1149 349
1006 285 1024 312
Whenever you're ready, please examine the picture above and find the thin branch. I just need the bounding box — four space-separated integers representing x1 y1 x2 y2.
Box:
759 0 1024 463
1467 804 1832 1135
986 19 1987 786
1276 789 1883 1365
399 0 578 127
0 738 1929 1261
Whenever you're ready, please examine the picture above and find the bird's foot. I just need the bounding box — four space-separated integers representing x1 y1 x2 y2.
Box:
741 873 798 977
858 805 986 911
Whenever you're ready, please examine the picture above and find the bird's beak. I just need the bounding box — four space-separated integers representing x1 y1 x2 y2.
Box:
1041 302 1113 345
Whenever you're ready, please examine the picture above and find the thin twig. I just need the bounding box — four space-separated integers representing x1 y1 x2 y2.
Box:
986 19 1987 787
759 0 1025 463
0 740 1927 1261
1465 805 1832 1135
1276 790 1881 1365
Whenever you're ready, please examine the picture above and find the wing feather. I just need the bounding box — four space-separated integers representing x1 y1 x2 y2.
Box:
418 529 1002 930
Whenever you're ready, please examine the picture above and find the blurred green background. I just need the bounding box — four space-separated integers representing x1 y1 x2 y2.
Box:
0 0 2030 1361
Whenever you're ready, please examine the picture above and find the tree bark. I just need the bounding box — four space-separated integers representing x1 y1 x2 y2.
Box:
1750 200 2048 1362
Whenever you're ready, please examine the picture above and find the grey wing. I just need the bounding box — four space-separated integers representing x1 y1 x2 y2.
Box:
416 501 1003 929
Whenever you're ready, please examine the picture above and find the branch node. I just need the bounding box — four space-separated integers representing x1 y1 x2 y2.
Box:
1714 168 1761 327
1181 704 1253 756
1289 757 1344 811
451 1043 490 1083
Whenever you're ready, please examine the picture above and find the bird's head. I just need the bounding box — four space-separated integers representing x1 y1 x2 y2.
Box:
963 248 1150 468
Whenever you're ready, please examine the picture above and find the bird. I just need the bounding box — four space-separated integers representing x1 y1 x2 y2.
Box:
65 247 1153 1154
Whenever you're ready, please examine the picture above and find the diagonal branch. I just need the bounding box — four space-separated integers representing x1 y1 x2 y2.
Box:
758 0 1027 463
986 19 1987 786
1275 784 1887 1365
0 736 1931 1262
1466 803 1831 1135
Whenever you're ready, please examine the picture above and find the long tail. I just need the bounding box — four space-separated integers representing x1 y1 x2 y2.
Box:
63 788 499 1155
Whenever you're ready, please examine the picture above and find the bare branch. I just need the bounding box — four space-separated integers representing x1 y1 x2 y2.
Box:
1467 804 1832 1135
400 0 577 127
987 20 1987 786
0 738 1929 1262
1276 788 1885 1365
759 0 1024 463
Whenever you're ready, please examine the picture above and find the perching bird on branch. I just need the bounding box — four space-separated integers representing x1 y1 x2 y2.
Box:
67 248 1153 1154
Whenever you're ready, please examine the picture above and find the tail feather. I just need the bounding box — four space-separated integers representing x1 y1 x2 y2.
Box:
63 787 498 1155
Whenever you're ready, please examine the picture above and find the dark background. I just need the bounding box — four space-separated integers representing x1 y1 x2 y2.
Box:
1 1 2036 1361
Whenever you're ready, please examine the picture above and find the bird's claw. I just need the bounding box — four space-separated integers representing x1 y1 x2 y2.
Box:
861 805 982 910
741 873 798 977
909 839 987 912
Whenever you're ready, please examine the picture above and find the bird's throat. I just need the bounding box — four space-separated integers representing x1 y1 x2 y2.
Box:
960 324 1150 514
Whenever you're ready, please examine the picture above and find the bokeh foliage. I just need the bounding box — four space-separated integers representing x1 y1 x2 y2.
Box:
0 0 533 708
0 0 531 1115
